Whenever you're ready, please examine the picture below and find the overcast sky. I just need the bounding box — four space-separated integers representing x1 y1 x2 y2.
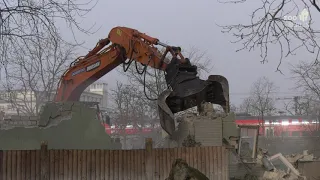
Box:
62 0 319 108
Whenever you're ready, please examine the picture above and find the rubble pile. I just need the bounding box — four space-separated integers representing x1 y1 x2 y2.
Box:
166 159 209 180
262 169 305 180
285 150 315 163
252 148 309 180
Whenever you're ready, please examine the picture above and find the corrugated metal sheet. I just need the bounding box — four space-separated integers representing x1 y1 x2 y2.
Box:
0 146 229 180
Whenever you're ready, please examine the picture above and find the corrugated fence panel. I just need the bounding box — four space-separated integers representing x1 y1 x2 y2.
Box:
0 146 229 180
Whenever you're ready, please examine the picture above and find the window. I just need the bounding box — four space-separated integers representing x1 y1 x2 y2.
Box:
265 127 274 137
238 126 259 162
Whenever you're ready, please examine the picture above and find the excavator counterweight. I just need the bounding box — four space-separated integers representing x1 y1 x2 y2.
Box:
39 26 230 136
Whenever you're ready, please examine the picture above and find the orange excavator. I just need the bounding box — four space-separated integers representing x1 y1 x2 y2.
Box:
41 26 230 136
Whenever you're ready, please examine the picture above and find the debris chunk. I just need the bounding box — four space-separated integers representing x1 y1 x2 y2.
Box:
166 159 209 180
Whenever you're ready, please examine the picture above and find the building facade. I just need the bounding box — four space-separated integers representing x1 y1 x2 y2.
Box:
83 81 108 112
0 81 108 116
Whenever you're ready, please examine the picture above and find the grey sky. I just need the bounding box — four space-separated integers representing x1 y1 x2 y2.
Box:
64 0 319 108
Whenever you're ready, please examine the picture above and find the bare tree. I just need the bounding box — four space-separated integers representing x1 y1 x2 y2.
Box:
218 0 320 71
282 95 320 136
289 61 320 135
291 61 320 98
0 0 97 71
239 98 256 115
230 103 238 112
283 95 314 116
119 46 214 102
110 81 161 149
239 77 278 122
0 35 77 115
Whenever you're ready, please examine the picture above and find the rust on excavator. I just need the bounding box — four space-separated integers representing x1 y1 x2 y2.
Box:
38 26 229 137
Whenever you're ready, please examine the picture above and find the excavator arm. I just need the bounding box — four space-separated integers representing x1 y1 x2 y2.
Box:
55 27 186 101
47 26 229 136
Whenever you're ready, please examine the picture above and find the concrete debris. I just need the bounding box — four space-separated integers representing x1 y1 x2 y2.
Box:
174 102 228 123
268 153 300 176
198 102 228 118
262 169 306 180
251 148 309 180
301 150 314 161
256 148 269 165
166 159 209 180
262 169 287 180
198 102 215 116
181 134 202 147
285 150 315 163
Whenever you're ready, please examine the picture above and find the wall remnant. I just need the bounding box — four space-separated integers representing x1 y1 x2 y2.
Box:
0 102 120 150
157 102 239 148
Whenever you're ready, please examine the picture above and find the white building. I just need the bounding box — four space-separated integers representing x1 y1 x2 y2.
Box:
0 81 108 116
83 81 108 112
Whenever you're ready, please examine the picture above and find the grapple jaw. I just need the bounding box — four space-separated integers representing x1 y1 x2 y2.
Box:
158 58 230 136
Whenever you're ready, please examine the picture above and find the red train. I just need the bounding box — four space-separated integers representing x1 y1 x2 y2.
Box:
236 115 319 137
103 115 319 137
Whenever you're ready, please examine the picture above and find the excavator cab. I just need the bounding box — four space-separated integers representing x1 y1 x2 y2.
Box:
158 56 230 135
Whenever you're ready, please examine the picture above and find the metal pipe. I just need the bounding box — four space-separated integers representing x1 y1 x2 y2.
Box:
157 41 169 47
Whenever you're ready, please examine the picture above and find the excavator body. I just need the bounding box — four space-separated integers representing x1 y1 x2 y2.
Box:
38 26 229 136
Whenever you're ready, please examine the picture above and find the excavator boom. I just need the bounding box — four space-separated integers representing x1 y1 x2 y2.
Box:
43 26 229 136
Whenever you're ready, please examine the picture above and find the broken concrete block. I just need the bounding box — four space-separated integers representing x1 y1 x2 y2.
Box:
268 153 300 176
199 102 215 116
300 150 314 161
263 170 287 180
166 159 209 180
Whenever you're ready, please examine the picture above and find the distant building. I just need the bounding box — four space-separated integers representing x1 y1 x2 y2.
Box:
0 81 108 116
83 81 108 112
